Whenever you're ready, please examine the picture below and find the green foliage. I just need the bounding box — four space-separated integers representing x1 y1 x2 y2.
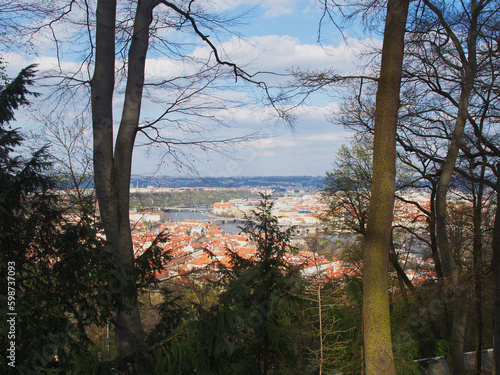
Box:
130 189 257 210
391 307 422 374
393 334 422 375
141 194 453 374
134 231 173 289
322 135 373 235
0 64 39 125
0 67 115 374
296 280 363 375
146 287 187 345
202 195 304 374
322 135 414 236
145 195 305 374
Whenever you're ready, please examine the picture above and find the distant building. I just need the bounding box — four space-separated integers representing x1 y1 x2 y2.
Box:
129 212 161 223
213 201 232 215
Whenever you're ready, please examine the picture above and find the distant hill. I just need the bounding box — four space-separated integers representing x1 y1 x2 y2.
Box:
130 175 324 191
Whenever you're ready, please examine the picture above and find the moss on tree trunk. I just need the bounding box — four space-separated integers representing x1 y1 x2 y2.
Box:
362 0 409 373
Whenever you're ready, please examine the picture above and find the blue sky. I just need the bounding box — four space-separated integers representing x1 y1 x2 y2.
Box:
5 0 381 177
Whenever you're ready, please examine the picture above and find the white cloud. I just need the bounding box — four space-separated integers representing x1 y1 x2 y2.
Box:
247 138 297 149
3 53 30 75
261 0 300 17
131 109 353 176
303 132 351 142
4 52 88 82
145 57 186 81
189 34 373 77
3 0 366 178
199 0 302 17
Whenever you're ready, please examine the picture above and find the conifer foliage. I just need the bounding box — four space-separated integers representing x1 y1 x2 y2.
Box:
208 194 303 374
154 195 304 374
0 66 113 374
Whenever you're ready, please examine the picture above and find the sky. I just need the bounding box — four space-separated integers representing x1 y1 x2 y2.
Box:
5 0 382 178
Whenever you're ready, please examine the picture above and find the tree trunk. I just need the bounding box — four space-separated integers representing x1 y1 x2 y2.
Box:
389 236 415 294
434 86 471 375
318 279 324 374
425 0 478 371
492 163 500 375
362 0 409 373
433 39 475 375
473 164 485 375
429 186 444 280
91 0 156 362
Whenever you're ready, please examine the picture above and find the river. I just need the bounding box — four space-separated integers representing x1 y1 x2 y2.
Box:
165 210 243 234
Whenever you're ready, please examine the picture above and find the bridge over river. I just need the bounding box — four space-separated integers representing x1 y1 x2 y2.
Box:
163 206 246 230
210 218 247 225
162 205 317 235
163 205 210 212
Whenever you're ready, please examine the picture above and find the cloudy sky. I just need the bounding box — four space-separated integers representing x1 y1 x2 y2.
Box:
5 0 381 178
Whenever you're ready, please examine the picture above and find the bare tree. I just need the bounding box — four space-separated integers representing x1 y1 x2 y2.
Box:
284 0 499 372
315 0 500 371
322 135 417 294
5 1 275 368
40 114 96 210
294 0 409 372
90 0 271 364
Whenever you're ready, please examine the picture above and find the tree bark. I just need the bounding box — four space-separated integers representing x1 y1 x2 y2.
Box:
473 164 485 375
492 163 500 375
424 0 478 371
434 85 471 375
429 186 444 280
91 0 156 361
317 277 324 374
362 0 409 373
389 237 415 293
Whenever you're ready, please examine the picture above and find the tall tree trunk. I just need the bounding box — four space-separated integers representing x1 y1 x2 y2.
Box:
317 279 324 374
492 163 500 375
91 0 156 362
424 0 478 371
433 38 475 375
429 185 444 280
434 87 472 375
473 163 485 375
362 0 409 373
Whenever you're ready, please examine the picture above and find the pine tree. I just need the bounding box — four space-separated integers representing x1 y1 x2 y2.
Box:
200 194 303 374
0 66 114 374
154 195 304 374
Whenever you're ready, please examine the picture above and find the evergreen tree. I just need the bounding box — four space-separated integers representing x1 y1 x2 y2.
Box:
0 66 114 374
208 195 303 374
154 195 304 374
